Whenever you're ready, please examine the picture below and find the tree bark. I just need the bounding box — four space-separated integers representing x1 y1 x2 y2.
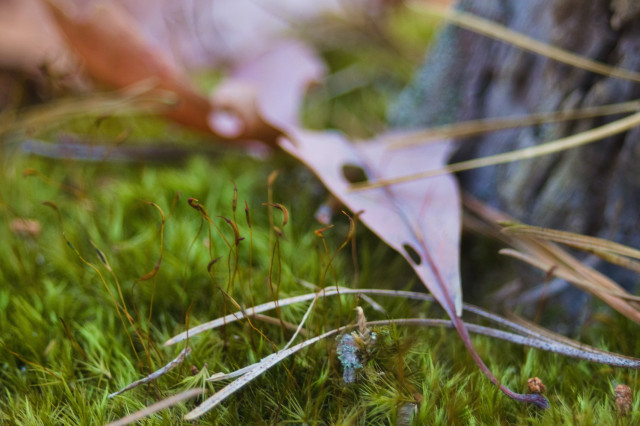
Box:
390 0 640 317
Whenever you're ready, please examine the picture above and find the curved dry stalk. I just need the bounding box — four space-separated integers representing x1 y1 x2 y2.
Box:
163 286 628 348
184 316 640 419
351 111 640 190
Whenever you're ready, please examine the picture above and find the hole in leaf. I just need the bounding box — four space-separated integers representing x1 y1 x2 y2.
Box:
403 243 422 265
341 164 368 184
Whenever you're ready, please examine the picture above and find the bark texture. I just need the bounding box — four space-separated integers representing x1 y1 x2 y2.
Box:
390 0 640 315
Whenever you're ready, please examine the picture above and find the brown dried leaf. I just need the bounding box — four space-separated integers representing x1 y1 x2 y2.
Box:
0 0 72 71
42 0 214 133
40 1 326 146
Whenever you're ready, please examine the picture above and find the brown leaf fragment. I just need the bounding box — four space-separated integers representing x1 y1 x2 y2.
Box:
42 0 213 134
527 377 547 394
0 0 73 72
615 384 632 416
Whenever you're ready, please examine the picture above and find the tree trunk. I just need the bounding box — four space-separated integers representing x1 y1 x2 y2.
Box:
390 0 640 319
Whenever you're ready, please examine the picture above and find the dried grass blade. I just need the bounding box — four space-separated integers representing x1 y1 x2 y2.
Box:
588 250 640 275
414 3 640 83
497 313 624 356
502 224 640 260
164 290 340 346
249 313 305 334
297 280 386 312
387 101 640 148
108 348 191 398
352 111 640 190
106 388 205 426
541 242 640 316
465 195 640 322
0 84 174 136
499 248 640 303
164 287 559 346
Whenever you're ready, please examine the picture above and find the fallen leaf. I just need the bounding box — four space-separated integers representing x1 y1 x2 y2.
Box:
41 0 327 146
278 129 548 408
281 131 463 316
42 0 214 134
208 40 325 144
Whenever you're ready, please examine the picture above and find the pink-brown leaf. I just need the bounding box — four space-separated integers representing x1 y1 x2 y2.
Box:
43 0 214 133
279 129 548 409
280 129 462 317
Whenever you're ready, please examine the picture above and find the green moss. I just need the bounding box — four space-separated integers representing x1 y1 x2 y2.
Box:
1 8 639 426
